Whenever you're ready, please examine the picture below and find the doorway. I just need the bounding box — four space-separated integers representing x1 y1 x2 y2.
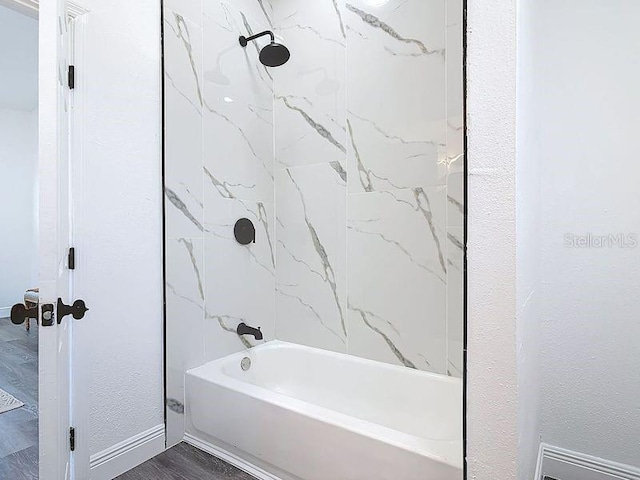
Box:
0 1 39 478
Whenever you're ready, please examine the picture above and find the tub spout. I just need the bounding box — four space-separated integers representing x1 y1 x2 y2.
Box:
237 322 263 340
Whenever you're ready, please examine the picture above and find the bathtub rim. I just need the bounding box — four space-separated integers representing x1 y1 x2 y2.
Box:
194 340 463 387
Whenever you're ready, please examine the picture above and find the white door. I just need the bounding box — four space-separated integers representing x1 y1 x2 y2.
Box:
38 0 77 478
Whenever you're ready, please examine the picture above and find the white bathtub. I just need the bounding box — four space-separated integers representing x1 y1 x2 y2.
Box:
185 341 462 480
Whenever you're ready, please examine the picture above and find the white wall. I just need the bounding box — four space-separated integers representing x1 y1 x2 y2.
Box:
515 0 542 476
469 0 640 477
0 109 38 316
0 2 38 318
526 0 640 469
466 0 519 478
0 4 38 111
72 0 165 460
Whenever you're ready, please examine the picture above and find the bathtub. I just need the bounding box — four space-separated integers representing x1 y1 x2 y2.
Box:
185 341 462 480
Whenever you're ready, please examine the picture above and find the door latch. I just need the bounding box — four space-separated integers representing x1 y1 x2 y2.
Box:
42 303 55 327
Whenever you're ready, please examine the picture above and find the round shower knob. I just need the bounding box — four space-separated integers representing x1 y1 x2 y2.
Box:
234 218 256 245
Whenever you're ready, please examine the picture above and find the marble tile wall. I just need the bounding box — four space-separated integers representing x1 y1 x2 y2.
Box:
164 0 464 444
271 0 348 353
344 0 449 373
163 0 276 446
446 0 464 377
164 0 204 447
272 0 464 376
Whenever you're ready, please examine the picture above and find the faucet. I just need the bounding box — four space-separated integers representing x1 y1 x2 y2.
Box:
236 322 263 340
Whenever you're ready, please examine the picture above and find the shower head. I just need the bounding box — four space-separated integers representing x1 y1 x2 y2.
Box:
259 42 291 68
239 30 291 68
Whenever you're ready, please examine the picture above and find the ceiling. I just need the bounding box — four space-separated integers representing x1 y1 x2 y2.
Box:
0 4 38 111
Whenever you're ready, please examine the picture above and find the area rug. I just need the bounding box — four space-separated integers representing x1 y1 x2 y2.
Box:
0 388 24 414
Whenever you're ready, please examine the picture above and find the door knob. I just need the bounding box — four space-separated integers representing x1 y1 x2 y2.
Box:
9 299 88 327
57 298 89 322
10 303 38 325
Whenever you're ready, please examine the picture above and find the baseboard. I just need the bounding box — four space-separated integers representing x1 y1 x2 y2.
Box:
184 433 284 480
0 306 11 318
90 424 165 480
535 443 640 480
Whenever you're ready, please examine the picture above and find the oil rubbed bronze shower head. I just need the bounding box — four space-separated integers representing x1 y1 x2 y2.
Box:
239 30 291 67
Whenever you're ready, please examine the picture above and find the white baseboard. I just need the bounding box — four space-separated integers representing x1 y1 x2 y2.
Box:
90 424 165 480
184 433 284 480
535 443 640 480
0 306 11 318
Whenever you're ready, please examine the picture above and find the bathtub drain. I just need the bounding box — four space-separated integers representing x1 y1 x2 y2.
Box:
241 357 251 371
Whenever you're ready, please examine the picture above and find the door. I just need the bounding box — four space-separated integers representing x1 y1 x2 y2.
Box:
2 1 80 477
38 0 74 478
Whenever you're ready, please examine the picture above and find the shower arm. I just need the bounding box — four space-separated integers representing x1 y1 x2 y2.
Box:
239 30 275 47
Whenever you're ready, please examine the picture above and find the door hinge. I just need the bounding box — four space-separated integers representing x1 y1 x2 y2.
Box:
68 247 76 270
69 427 76 451
68 65 75 90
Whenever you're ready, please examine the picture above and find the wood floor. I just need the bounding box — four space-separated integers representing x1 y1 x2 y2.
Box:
0 317 39 480
117 443 257 480
0 321 256 480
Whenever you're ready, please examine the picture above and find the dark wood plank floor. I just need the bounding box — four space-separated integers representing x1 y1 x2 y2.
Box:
117 443 257 480
0 317 39 480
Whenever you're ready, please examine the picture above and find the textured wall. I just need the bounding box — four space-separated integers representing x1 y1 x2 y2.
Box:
531 0 640 469
466 0 519 479
71 0 165 457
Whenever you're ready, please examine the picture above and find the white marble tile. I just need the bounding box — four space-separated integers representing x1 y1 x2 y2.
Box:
446 227 464 378
164 10 204 238
347 114 443 193
346 0 447 194
215 0 273 28
347 187 448 373
276 162 348 352
272 0 347 169
165 237 205 446
446 0 464 378
204 170 276 275
202 0 274 203
165 8 204 110
447 171 464 228
203 228 275 362
164 0 463 386
165 0 203 27
445 0 464 233
446 0 464 171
